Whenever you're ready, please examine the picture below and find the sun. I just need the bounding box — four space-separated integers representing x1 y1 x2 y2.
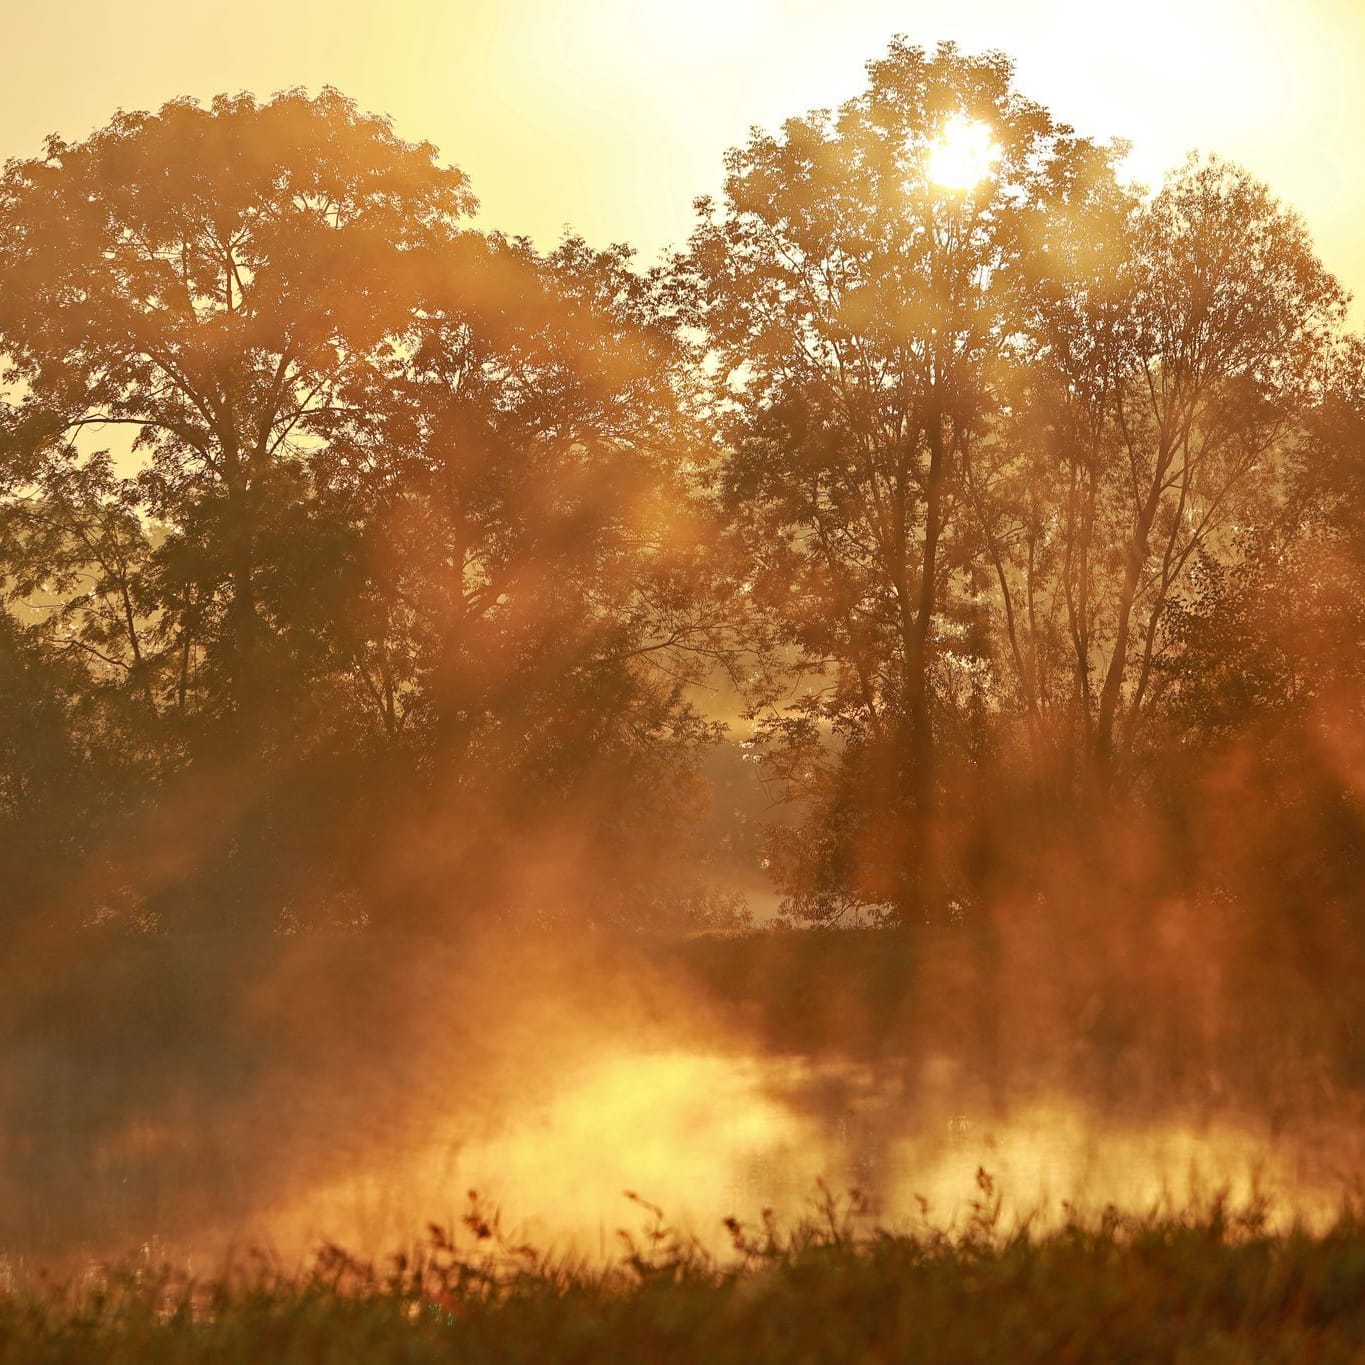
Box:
926 115 1001 191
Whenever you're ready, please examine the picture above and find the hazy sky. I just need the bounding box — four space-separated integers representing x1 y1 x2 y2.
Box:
3 0 1362 316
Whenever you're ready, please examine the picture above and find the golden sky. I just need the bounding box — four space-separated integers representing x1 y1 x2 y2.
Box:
3 0 1362 316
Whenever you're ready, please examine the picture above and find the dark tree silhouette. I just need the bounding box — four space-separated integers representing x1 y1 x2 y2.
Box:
0 92 738 932
1005 157 1343 780
0 50 1358 939
684 40 1127 923
0 89 475 730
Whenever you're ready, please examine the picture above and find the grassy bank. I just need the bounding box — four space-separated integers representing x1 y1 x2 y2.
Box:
5 1194 1365 1363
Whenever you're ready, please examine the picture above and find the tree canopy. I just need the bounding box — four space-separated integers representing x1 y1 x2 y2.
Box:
0 45 1361 936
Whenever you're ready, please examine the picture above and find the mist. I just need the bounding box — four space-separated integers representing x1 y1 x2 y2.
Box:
0 38 1361 1334
4 790 1363 1269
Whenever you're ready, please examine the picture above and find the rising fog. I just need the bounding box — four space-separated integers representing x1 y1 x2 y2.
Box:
0 41 1361 1271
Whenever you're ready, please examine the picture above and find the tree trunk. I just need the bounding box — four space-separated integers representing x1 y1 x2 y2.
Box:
900 413 949 923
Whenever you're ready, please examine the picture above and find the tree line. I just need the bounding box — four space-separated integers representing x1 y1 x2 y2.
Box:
1 41 1361 935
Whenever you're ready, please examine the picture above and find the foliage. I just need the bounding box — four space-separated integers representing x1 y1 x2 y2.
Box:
0 42 1361 932
0 90 737 932
683 41 1357 924
684 40 1130 922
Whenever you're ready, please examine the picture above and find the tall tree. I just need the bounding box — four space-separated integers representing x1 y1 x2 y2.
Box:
987 157 1345 781
0 88 475 732
686 39 1122 922
0 92 740 929
323 231 745 925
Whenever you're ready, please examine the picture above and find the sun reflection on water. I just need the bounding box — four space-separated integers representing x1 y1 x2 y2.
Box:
265 1046 1347 1261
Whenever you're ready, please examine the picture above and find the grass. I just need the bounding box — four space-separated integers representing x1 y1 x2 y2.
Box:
5 1186 1365 1363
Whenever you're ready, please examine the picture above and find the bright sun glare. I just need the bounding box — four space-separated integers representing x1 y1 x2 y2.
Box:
926 115 1001 191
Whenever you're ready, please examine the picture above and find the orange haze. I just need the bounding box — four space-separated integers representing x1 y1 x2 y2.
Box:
1 0 1362 318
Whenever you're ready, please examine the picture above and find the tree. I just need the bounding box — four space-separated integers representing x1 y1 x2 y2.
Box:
987 158 1345 783
0 91 741 930
685 39 1122 922
1158 334 1365 745
323 230 746 925
0 88 475 733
